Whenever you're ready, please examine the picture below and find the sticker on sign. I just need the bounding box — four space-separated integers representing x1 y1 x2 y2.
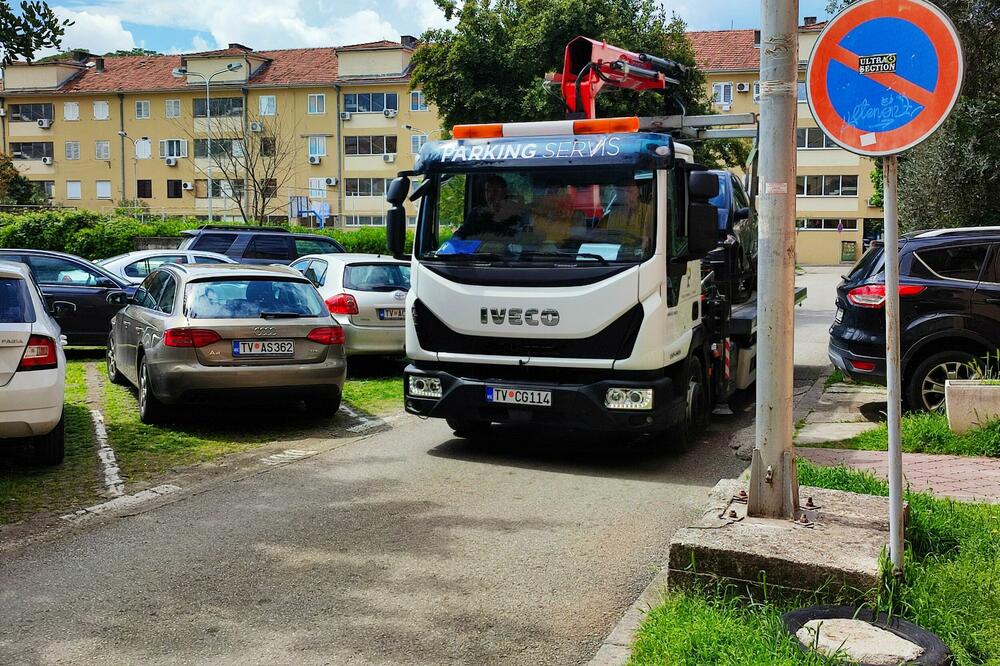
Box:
858 53 897 74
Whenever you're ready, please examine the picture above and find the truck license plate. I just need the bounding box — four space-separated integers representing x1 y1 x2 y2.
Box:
486 387 552 407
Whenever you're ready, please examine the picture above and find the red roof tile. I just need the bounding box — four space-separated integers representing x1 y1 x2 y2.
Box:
687 29 760 72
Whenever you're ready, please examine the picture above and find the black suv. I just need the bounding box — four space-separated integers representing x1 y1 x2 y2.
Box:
829 227 1000 411
178 226 345 265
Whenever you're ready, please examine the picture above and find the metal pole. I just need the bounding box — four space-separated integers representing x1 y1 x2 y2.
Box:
749 0 800 519
205 77 213 223
883 155 904 574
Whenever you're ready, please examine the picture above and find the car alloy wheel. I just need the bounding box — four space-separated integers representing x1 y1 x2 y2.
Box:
139 362 148 410
921 360 978 411
107 339 117 377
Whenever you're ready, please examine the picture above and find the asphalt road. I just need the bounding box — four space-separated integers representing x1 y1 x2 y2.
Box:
0 268 837 666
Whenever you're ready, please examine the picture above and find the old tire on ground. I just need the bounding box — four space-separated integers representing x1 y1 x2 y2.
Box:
447 418 491 439
34 411 65 466
138 356 168 425
906 350 977 412
106 335 126 385
680 355 711 447
306 389 342 418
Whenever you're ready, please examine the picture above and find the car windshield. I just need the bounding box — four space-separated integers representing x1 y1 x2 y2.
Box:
185 279 326 319
0 277 36 323
420 168 655 265
344 264 410 292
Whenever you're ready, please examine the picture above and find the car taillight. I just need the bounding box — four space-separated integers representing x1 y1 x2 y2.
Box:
846 284 926 308
18 335 58 371
849 359 877 372
307 326 345 345
164 328 221 348
325 293 359 315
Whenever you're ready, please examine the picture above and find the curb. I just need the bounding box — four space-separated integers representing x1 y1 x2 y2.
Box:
587 565 670 665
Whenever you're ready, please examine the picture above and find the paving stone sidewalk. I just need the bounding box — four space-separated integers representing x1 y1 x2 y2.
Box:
799 447 1000 503
796 382 887 444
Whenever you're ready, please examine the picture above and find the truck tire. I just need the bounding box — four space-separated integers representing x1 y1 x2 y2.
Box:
447 418 491 439
727 384 755 414
35 411 65 466
680 355 711 448
138 357 169 425
906 350 977 412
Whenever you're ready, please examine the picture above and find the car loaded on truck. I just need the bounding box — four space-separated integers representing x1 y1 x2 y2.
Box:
384 37 803 443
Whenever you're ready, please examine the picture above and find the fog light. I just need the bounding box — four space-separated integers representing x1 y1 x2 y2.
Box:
605 387 653 410
408 375 442 399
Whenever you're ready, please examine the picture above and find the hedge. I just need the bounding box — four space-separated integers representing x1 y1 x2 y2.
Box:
0 210 414 260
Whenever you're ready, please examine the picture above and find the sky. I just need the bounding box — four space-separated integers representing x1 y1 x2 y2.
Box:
46 0 835 55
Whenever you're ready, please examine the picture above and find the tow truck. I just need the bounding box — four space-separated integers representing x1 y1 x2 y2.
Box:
384 37 804 442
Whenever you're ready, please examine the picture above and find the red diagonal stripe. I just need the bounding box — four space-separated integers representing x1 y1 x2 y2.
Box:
829 43 936 109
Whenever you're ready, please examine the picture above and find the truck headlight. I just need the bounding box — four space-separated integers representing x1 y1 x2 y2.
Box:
605 388 653 411
408 376 442 399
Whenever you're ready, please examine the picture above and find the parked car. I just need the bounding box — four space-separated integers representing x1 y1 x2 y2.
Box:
178 225 345 265
291 254 410 356
829 226 1000 411
0 260 67 464
107 263 346 423
97 249 236 283
0 249 134 345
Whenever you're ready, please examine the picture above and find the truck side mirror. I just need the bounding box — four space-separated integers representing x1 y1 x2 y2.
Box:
687 171 721 259
386 176 410 206
386 208 406 259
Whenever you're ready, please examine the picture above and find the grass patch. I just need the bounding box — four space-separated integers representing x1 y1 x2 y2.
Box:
0 360 102 524
824 368 845 388
342 377 403 415
840 411 1000 457
631 461 1000 666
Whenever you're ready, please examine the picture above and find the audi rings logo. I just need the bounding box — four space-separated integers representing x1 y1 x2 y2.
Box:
253 326 277 336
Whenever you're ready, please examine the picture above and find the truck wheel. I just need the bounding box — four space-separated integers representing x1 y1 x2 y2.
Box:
906 350 978 412
681 356 710 447
34 411 65 466
447 418 491 439
138 357 168 425
727 384 755 414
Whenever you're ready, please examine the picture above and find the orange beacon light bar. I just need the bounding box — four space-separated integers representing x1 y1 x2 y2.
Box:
451 116 639 140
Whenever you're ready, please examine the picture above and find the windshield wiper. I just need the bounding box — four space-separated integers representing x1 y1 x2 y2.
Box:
518 251 609 266
260 311 305 319
424 252 505 262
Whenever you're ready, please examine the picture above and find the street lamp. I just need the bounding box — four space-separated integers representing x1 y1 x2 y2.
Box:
402 124 444 139
173 62 243 222
118 130 150 203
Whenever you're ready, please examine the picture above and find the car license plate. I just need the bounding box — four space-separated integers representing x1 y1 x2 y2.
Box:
378 308 405 320
232 340 294 356
834 308 844 324
486 386 552 407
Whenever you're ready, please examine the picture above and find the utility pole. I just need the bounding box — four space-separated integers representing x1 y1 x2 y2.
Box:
749 0 800 519
883 155 904 573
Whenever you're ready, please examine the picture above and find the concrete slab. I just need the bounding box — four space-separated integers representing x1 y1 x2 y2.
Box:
796 618 923 665
796 422 879 444
668 479 890 599
825 384 888 396
806 404 882 423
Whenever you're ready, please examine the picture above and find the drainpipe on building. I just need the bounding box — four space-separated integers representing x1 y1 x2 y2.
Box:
242 86 251 222
0 98 6 153
335 84 343 230
117 94 126 203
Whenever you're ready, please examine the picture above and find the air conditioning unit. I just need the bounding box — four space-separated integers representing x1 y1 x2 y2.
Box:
324 177 338 187
382 153 396 163
41 156 53 165
250 121 263 132
339 111 352 121
308 155 322 165
736 82 751 93
165 157 178 167
383 109 397 119
0 108 7 117
181 181 194 191
37 118 53 129
12 151 23 158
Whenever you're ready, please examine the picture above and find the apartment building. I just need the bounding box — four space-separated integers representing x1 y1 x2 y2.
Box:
0 38 441 229
689 19 884 264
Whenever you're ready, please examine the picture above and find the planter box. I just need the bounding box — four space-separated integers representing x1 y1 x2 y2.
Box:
945 379 1000 433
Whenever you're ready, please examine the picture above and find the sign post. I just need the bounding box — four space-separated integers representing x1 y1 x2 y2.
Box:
807 0 964 574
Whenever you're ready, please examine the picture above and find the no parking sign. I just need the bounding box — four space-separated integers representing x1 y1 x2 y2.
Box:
806 0 964 156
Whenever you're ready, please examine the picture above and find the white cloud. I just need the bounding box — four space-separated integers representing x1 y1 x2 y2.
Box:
52 7 135 53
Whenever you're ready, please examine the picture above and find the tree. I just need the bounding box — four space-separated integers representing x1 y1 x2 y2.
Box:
105 47 160 57
0 1 72 64
0 152 47 204
410 0 746 167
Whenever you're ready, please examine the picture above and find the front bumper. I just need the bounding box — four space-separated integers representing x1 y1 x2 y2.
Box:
828 338 886 384
403 364 685 433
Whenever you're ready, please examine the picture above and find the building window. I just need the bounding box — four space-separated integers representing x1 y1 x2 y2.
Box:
135 100 150 119
10 142 53 160
261 137 276 157
159 139 188 158
796 127 836 149
96 180 112 200
308 135 326 157
136 179 152 198
192 97 243 118
345 215 386 227
65 141 80 160
167 180 183 198
66 181 81 200
308 178 326 198
344 135 397 155
194 138 242 159
134 138 152 160
93 100 110 120
259 95 276 116
9 103 53 122
752 81 761 103
796 174 859 197
797 82 807 102
410 91 428 112
795 218 860 231
712 83 733 107
841 175 858 196
34 180 55 198
410 134 427 154
63 102 79 121
194 179 220 198
262 178 277 197
307 93 326 114
345 178 389 196
95 140 111 160
165 99 181 118
343 92 398 113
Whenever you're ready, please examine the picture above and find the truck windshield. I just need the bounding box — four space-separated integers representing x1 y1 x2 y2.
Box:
420 168 655 265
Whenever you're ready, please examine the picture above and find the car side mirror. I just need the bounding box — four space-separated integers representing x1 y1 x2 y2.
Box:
386 207 406 260
50 300 77 316
107 292 129 306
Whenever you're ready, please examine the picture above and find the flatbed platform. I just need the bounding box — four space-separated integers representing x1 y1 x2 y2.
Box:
730 286 807 337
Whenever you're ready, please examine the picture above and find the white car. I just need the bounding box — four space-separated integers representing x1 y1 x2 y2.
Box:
97 249 236 284
0 260 67 465
290 253 410 356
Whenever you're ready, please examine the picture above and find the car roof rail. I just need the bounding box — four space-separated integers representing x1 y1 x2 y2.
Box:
197 224 290 233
